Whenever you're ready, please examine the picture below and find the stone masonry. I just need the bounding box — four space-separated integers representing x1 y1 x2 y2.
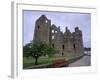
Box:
33 15 84 56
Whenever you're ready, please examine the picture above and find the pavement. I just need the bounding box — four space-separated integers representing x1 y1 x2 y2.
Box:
69 55 91 67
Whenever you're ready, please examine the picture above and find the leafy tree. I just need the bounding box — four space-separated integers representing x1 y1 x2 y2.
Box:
23 41 59 65
45 45 59 57
23 43 32 57
31 41 48 65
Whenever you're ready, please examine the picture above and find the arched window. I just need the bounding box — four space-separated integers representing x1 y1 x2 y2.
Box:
45 20 48 23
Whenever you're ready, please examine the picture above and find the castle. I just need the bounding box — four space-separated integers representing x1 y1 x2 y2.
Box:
33 15 84 56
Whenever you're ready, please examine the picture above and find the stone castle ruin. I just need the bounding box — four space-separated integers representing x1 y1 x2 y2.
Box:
33 15 84 56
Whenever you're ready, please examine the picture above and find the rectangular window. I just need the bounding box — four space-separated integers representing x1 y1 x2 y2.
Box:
52 35 54 39
52 44 54 48
52 30 54 33
62 45 64 50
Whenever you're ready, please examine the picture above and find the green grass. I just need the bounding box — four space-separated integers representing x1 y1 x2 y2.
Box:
23 57 52 68
23 56 67 69
23 53 83 69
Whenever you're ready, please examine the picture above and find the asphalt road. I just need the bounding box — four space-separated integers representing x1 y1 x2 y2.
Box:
69 55 91 67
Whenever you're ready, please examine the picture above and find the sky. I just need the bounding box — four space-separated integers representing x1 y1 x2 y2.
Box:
23 10 91 48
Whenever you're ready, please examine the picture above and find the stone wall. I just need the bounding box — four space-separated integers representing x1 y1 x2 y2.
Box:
34 15 51 44
33 15 84 56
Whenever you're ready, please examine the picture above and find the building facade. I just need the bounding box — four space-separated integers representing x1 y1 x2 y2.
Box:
33 15 84 56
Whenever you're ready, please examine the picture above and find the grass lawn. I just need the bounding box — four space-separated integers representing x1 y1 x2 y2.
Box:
23 53 83 69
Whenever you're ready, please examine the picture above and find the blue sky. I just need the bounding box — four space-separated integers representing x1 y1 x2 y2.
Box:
23 10 91 48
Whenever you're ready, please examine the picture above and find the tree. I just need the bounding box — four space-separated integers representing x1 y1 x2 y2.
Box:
45 46 59 57
31 41 48 65
23 41 59 65
23 42 32 57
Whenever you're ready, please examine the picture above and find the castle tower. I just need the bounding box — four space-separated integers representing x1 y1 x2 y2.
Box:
33 15 51 43
72 27 84 55
64 27 73 54
54 26 64 56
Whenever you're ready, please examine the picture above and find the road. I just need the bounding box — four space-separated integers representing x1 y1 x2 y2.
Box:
69 55 91 67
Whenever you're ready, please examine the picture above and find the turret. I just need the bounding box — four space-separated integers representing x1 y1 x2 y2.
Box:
75 27 79 32
33 15 51 43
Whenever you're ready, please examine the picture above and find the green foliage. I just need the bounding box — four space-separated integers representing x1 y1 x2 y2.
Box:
31 41 48 58
23 40 59 65
45 46 59 57
23 43 32 57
